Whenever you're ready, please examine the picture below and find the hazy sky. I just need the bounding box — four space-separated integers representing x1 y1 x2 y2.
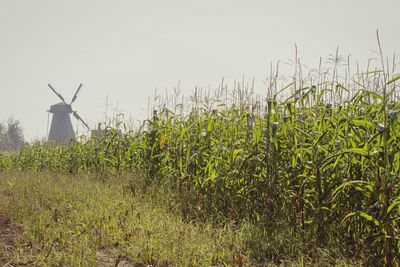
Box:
1 0 399 141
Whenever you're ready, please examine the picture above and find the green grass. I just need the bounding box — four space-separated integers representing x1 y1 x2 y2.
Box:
0 172 359 266
0 172 240 266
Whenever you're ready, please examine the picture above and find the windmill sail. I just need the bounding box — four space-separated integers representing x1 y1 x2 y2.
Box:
48 84 67 104
73 111 89 129
70 83 82 104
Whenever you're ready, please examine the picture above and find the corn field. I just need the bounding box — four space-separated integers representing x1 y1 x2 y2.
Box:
1 48 400 264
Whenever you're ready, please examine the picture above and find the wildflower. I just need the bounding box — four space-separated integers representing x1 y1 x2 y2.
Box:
272 122 279 134
388 110 397 120
367 200 382 214
377 123 385 133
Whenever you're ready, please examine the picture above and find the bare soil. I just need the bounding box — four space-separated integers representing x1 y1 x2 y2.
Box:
0 215 16 266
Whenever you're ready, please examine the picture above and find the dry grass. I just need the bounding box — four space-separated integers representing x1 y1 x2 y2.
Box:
0 172 360 266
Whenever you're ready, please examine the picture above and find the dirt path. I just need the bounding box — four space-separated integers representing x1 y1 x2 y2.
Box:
0 215 16 266
96 250 136 267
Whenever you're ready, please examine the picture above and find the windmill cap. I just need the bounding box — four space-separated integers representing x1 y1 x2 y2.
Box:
49 102 73 113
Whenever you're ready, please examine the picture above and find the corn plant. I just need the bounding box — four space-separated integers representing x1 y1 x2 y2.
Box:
1 49 399 264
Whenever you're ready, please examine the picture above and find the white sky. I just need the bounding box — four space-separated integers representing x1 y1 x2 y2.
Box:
0 0 399 141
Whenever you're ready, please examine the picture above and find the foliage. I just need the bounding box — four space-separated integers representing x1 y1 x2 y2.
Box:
0 117 24 152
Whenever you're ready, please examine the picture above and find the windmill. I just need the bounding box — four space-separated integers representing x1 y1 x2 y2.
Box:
47 83 90 143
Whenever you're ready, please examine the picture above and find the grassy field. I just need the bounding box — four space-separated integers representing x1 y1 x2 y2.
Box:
0 172 248 266
0 172 354 266
1 48 400 266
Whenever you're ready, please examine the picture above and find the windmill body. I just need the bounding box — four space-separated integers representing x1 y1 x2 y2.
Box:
47 84 90 144
48 102 75 143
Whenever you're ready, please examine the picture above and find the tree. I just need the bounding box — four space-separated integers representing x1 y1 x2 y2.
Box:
0 122 6 151
7 117 24 149
0 117 24 151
